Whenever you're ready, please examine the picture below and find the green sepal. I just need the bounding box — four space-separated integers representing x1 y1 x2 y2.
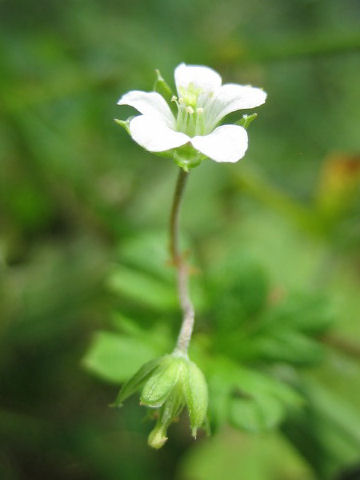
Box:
114 117 133 134
236 113 258 129
153 69 176 113
183 360 208 438
140 356 184 408
160 385 185 425
148 383 185 449
112 356 162 407
173 144 204 171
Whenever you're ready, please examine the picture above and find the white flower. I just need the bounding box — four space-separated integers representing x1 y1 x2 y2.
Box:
117 63 267 164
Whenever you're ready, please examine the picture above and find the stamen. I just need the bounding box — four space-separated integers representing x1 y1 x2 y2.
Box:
175 95 205 135
195 107 205 135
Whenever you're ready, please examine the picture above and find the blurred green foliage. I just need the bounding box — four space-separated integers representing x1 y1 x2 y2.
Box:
1 0 360 479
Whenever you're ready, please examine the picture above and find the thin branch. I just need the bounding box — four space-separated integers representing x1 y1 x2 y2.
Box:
322 334 360 361
169 168 195 354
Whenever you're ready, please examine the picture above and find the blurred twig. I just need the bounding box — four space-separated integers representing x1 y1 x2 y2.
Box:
233 167 319 232
215 32 360 65
0 66 121 112
0 33 358 112
322 334 360 361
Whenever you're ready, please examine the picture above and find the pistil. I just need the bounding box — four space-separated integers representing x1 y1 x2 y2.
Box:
172 95 205 136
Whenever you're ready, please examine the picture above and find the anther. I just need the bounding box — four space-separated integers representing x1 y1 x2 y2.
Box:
196 107 204 114
186 106 194 114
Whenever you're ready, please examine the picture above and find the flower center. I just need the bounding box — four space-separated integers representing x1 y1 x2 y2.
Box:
172 93 206 137
178 84 200 108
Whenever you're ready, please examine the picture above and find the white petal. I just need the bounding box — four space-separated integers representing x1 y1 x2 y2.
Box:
118 91 175 127
174 63 222 96
129 115 190 152
191 124 248 163
209 84 267 126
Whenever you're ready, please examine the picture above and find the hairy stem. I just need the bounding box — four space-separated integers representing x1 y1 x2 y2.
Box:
169 168 194 354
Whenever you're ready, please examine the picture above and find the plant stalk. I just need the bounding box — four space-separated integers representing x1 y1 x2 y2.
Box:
169 168 194 354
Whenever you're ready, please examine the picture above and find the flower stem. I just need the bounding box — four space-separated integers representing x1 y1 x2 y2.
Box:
169 168 195 354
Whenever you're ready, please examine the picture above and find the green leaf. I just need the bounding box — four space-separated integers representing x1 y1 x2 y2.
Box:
252 329 324 365
178 430 315 480
207 378 230 431
208 358 301 432
119 232 173 282
229 394 284 432
110 312 146 336
210 253 269 330
83 331 159 383
283 380 360 479
263 292 335 334
113 232 207 313
110 313 173 354
107 266 177 311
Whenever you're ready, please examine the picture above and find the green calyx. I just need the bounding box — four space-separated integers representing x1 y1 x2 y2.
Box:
114 352 208 448
140 355 185 408
173 144 205 171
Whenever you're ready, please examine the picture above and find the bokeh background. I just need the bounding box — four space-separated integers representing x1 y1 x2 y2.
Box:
1 0 360 479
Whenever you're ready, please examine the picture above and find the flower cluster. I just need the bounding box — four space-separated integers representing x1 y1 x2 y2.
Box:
117 63 267 167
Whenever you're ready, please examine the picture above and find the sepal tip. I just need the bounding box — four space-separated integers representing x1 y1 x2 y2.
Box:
236 113 258 129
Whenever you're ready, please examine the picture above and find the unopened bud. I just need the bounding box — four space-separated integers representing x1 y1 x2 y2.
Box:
113 352 208 449
141 355 185 408
183 359 208 437
148 423 168 449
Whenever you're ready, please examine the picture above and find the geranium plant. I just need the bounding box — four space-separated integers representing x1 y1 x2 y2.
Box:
111 63 267 448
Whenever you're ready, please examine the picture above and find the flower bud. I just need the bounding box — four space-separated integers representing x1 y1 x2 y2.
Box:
113 351 208 448
148 423 168 449
183 358 208 438
112 357 162 407
140 355 185 408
